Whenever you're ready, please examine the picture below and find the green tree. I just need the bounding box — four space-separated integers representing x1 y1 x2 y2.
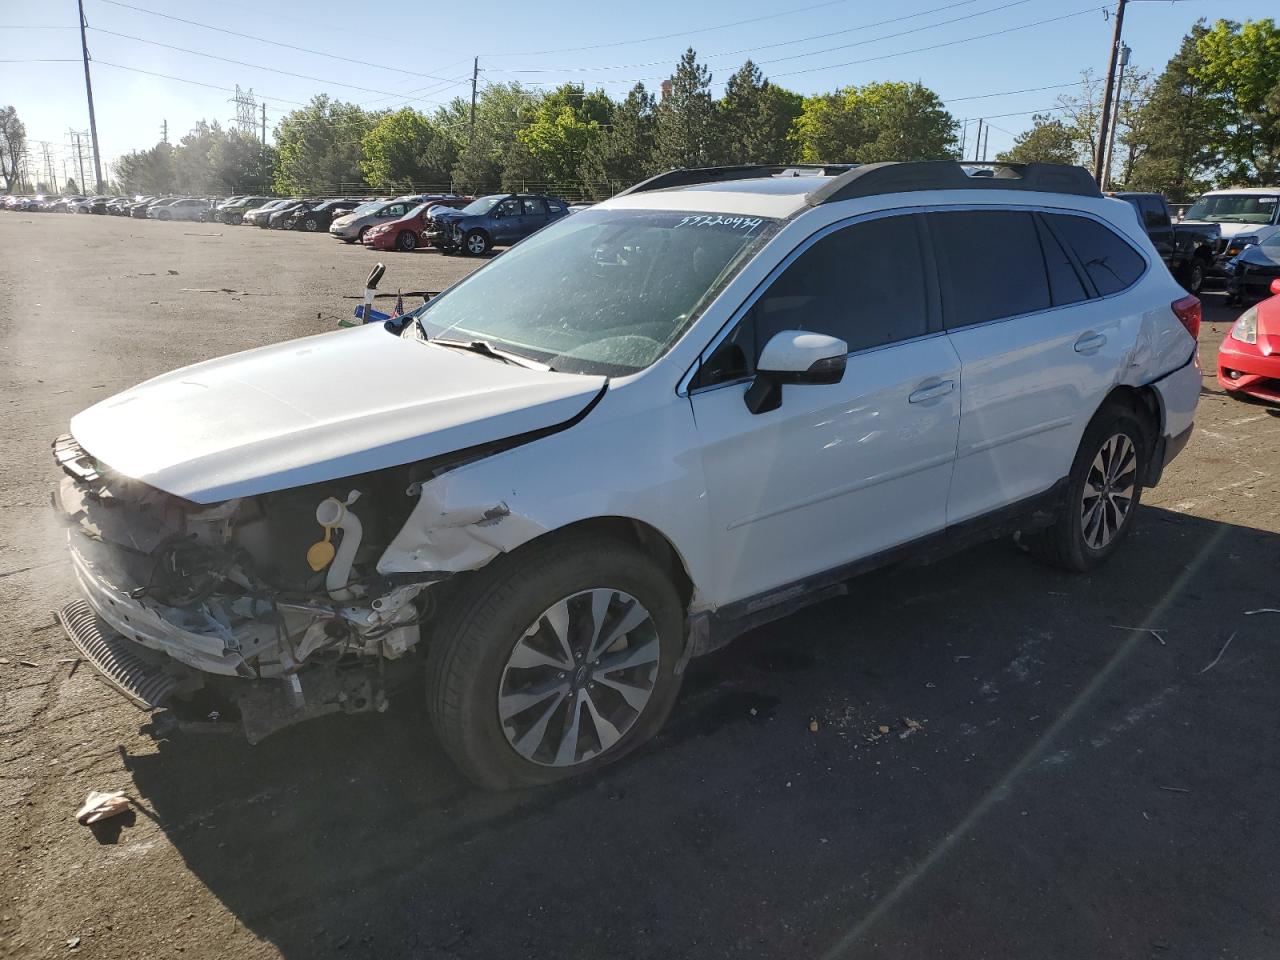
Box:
514 84 608 194
792 81 956 163
0 105 26 192
579 83 658 196
997 114 1079 164
1195 18 1280 184
716 60 802 164
63 177 79 195
209 130 274 194
654 49 717 168
442 83 540 192
273 95 375 194
113 142 175 196
361 108 455 191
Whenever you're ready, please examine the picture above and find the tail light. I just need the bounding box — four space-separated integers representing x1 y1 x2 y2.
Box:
1172 294 1201 341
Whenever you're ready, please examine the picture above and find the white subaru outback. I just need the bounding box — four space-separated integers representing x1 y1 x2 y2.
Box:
53 161 1200 788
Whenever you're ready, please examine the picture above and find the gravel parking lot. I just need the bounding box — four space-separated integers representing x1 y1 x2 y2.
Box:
1 213 1278 960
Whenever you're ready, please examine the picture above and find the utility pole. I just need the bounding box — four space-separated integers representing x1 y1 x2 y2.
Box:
1101 43 1131 191
161 119 168 145
981 125 990 162
959 118 968 159
77 0 103 193
469 56 479 143
973 119 984 162
1093 0 1127 184
261 102 266 143
72 131 87 194
62 158 69 193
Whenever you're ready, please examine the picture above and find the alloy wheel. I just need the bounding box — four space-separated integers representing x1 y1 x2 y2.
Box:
498 588 659 767
467 233 488 255
1080 432 1137 549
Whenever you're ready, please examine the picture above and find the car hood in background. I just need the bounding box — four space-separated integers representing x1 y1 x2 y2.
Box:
70 325 606 503
1182 219 1272 240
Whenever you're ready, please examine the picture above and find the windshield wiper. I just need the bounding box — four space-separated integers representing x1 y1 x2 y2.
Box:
430 336 552 371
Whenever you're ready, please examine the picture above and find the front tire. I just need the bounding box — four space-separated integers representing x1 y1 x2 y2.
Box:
396 230 417 251
358 226 370 244
426 535 685 790
464 229 490 256
1027 402 1148 572
1182 258 1206 295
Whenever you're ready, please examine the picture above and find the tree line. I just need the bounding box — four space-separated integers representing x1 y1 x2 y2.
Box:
3 19 1276 202
1000 18 1280 199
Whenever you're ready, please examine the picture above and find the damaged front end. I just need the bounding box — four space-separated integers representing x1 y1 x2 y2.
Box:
52 434 459 742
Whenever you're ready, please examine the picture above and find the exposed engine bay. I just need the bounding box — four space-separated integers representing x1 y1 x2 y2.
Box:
51 433 484 738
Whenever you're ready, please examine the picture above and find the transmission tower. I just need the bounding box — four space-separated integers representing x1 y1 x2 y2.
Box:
230 85 258 138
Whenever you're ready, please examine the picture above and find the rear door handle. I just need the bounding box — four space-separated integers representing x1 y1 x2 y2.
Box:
908 379 955 404
1075 332 1107 353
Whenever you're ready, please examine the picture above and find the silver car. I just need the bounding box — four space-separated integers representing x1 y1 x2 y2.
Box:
329 199 411 243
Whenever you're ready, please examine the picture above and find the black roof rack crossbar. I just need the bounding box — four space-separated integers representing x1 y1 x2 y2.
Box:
615 163 857 197
805 161 1101 206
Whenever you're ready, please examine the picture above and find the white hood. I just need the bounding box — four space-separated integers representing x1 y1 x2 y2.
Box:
70 324 605 503
1181 218 1269 241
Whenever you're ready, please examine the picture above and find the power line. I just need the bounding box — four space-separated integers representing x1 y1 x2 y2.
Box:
944 80 1086 103
771 5 1108 78
482 0 854 58
491 0 1029 74
93 0 463 84
0 58 81 62
86 28 469 107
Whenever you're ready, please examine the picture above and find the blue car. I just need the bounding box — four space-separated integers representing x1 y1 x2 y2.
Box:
425 193 571 256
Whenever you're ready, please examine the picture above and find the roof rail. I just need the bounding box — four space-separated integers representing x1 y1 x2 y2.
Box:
805 161 1100 205
615 163 856 197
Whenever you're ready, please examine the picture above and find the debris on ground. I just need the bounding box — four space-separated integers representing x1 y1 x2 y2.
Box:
166 269 179 274
1245 608 1280 615
877 724 890 734
18 659 38 667
808 718 819 733
66 936 80 949
899 717 925 740
75 790 131 825
1199 631 1238 675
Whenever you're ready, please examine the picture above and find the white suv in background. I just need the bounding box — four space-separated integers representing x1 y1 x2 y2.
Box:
53 161 1200 789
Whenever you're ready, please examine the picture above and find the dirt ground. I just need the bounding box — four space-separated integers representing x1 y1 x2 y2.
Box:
1 213 1277 960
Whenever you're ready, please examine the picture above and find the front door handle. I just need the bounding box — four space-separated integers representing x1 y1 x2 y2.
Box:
908 379 955 404
1075 332 1107 353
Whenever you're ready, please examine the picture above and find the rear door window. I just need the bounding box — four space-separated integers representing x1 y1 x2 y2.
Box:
929 210 1051 328
1139 196 1169 229
1047 214 1146 296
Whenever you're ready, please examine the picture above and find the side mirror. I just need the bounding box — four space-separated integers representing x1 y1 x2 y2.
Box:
1271 278 1280 297
744 330 847 414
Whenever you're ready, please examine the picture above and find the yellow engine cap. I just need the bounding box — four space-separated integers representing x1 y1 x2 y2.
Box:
306 540 337 572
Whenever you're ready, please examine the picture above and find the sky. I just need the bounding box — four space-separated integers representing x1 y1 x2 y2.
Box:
1 0 1276 187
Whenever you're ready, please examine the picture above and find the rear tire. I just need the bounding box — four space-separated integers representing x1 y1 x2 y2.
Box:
303 217 319 232
1026 402 1148 572
426 535 685 790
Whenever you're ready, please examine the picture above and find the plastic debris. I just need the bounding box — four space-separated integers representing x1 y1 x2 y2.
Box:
75 790 130 825
877 724 890 734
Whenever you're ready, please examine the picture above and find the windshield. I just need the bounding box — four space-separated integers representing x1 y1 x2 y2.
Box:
1185 194 1279 224
460 195 504 216
413 208 779 376
349 201 382 216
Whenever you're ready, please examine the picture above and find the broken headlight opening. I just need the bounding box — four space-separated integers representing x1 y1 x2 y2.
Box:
52 433 463 742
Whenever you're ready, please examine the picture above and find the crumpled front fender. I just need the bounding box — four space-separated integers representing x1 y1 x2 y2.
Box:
376 475 546 575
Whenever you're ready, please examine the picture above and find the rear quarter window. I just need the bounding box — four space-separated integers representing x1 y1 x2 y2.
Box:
1047 214 1147 296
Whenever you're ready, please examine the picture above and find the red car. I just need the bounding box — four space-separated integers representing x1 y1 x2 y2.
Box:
362 197 469 252
1218 277 1280 403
